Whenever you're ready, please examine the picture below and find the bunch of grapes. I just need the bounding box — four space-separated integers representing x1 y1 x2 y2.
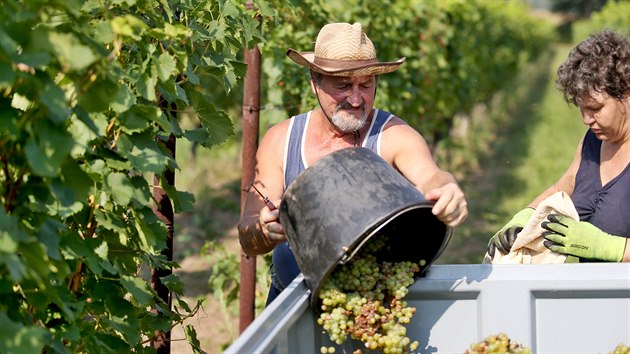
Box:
610 344 630 354
464 333 530 354
316 234 423 354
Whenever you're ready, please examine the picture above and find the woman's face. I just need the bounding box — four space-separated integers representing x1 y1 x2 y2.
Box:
312 75 376 132
579 91 630 142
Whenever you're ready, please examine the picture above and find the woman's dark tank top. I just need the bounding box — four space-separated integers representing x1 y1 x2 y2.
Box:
572 129 630 238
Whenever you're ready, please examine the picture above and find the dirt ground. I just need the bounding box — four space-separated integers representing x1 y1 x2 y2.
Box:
169 225 242 354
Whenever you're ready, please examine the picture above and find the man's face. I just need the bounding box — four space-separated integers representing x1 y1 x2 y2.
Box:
313 75 377 132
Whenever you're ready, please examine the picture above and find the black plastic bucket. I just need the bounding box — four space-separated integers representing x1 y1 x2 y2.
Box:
278 147 452 308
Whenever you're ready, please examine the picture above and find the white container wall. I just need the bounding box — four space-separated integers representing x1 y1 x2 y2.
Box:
225 264 630 354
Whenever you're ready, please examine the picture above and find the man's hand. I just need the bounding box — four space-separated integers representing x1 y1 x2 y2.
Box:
541 214 627 262
425 183 468 227
258 200 286 243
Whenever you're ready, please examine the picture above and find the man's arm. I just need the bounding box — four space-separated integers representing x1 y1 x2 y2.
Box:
237 122 288 255
381 118 468 227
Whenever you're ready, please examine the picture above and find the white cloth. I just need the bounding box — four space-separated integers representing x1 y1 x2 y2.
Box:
487 191 579 264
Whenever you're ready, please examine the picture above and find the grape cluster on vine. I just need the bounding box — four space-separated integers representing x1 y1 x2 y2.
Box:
316 234 423 354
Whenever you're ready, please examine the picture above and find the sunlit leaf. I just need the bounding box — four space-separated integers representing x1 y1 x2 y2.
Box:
106 172 134 206
48 31 98 71
157 53 176 82
120 276 154 306
137 73 158 101
110 84 136 113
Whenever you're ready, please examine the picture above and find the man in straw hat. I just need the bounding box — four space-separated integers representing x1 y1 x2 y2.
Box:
238 22 468 304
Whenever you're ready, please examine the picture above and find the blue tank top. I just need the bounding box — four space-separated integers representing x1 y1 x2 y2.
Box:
269 109 394 301
572 129 630 238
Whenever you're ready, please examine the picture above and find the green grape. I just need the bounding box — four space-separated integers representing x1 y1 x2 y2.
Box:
610 344 630 354
464 333 531 354
317 233 425 354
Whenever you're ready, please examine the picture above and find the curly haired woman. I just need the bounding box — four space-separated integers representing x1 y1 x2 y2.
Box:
488 30 630 263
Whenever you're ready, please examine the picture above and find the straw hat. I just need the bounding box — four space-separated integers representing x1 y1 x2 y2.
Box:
286 22 405 77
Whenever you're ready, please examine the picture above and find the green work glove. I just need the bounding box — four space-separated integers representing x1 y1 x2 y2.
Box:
542 214 627 262
487 208 534 254
486 226 522 260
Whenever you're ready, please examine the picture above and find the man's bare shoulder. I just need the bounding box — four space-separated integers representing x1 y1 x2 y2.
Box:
257 118 293 159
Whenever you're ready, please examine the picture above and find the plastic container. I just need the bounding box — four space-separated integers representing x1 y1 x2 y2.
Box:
225 263 630 354
278 147 452 307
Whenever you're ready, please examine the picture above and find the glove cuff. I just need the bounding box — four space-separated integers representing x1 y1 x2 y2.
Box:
512 207 535 225
601 234 627 262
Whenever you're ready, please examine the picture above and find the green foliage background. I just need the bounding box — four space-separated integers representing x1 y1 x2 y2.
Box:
0 0 270 352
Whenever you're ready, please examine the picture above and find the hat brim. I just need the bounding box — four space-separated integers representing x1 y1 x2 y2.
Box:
286 49 405 77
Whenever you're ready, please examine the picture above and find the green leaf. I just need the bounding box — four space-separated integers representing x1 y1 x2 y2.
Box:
190 92 234 148
18 241 51 284
93 209 127 234
120 106 151 134
48 179 84 218
159 274 184 294
106 172 134 206
48 31 98 71
84 159 107 181
78 79 119 113
141 105 182 136
137 73 158 101
175 191 195 213
0 61 15 88
103 315 140 347
110 15 147 41
184 324 204 354
61 160 93 202
110 84 136 113
0 254 26 281
40 79 69 124
130 175 151 205
0 27 19 59
25 122 74 177
117 134 173 174
0 232 18 253
163 22 191 40
157 53 176 82
120 276 154 306
38 219 64 260
132 209 159 252
157 78 189 105
67 115 97 157
0 313 46 354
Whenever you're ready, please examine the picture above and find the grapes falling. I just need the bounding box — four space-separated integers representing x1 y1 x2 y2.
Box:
317 234 422 353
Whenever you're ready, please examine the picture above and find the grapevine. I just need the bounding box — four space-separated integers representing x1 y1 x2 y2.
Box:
317 234 423 353
464 333 530 354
